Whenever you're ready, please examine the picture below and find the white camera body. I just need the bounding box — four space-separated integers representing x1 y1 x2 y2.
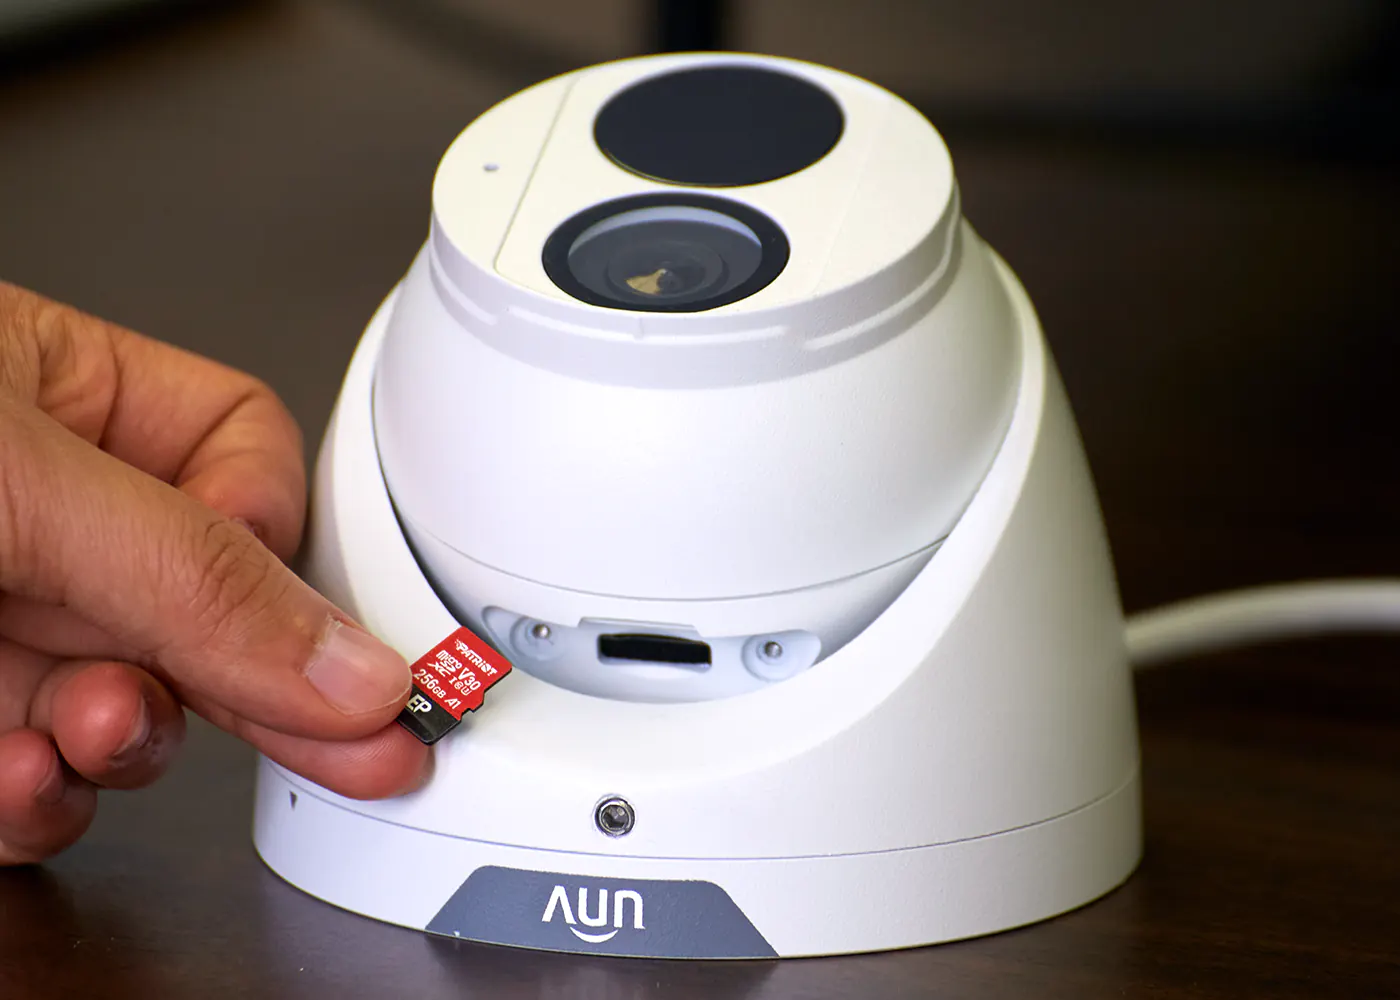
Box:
253 53 1141 958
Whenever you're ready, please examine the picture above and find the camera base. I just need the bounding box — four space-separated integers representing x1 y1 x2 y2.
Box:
255 762 1139 959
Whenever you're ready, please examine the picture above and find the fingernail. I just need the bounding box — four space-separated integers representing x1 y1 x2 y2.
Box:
110 698 152 763
305 620 411 715
34 753 66 806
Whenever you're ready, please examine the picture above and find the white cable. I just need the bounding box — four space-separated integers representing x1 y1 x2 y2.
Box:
1124 579 1400 668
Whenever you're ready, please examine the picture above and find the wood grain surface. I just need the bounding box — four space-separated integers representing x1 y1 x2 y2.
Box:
0 3 1397 997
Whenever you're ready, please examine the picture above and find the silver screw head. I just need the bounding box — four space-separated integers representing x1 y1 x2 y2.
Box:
594 796 635 837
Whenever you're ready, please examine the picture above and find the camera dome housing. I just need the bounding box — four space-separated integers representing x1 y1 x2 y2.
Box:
371 55 1020 701
255 53 1141 960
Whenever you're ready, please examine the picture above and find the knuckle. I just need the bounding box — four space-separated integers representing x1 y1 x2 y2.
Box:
0 405 47 596
0 283 118 437
179 518 288 645
0 411 25 570
245 376 304 451
0 286 44 400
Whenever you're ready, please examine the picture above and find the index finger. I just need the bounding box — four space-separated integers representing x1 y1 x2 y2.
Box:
0 282 305 560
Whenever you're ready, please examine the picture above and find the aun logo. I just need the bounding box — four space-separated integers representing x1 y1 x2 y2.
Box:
541 884 645 944
428 866 777 958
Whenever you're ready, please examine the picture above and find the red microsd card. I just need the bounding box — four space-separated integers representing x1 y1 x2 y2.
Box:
396 626 513 745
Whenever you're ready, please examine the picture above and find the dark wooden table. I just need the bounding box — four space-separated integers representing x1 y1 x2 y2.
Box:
2 3 1397 997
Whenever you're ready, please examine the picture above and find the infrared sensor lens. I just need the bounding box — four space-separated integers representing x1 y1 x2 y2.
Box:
594 65 844 187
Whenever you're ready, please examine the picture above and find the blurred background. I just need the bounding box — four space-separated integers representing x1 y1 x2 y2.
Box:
5 0 1399 153
0 4 1397 997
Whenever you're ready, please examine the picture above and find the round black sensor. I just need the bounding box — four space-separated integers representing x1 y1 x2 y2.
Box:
543 194 789 313
594 66 844 187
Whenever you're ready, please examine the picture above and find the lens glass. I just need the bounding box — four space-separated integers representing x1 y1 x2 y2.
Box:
569 206 759 309
543 196 788 313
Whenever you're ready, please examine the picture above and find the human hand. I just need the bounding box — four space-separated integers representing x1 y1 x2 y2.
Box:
0 282 429 864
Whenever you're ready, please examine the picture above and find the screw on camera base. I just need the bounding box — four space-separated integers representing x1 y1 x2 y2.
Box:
594 796 635 837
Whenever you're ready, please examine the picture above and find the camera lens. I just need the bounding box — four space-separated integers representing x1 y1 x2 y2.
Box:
543 195 788 313
581 207 753 306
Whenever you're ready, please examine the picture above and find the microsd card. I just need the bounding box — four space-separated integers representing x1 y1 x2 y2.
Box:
397 626 513 745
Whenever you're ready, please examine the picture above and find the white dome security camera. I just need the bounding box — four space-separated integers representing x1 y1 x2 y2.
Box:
375 58 1020 703
254 54 1141 959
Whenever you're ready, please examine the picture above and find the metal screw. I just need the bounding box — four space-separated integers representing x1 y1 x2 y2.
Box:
530 622 551 640
594 796 635 837
762 640 784 659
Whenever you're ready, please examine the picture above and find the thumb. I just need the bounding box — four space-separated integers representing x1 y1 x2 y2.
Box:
0 396 412 741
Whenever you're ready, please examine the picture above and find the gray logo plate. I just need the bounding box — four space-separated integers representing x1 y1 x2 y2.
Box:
426 866 777 959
